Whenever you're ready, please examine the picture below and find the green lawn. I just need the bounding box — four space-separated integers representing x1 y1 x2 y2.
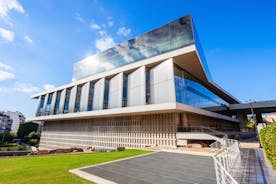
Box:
0 149 151 184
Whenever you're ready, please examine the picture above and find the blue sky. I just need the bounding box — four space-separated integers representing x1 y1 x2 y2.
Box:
0 0 276 117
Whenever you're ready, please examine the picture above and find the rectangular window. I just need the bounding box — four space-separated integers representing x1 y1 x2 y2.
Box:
103 79 110 109
122 74 128 107
146 68 151 104
87 82 94 111
54 91 61 114
45 93 53 115
36 95 45 116
63 88 71 113
74 85 82 112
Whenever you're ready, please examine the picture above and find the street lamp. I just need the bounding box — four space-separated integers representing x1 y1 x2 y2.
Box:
246 99 262 148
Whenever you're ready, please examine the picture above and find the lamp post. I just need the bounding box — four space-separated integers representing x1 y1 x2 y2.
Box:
246 99 262 148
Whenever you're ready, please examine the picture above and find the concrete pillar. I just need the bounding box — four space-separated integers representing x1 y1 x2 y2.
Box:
127 66 146 106
150 58 176 104
108 72 123 109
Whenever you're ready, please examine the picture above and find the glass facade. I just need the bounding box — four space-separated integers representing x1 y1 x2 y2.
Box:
145 68 151 104
63 88 71 113
174 64 228 109
73 15 194 81
74 85 82 112
122 74 128 107
37 95 45 116
54 91 61 114
45 93 53 115
87 82 94 111
103 79 110 109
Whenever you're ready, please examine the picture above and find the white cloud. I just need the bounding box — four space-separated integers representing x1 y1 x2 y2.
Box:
43 84 55 91
117 27 131 37
0 0 25 25
98 30 106 36
24 35 33 44
107 20 114 27
72 55 114 81
0 62 13 70
0 27 14 42
74 12 84 23
14 82 40 93
90 23 101 30
95 36 115 52
0 70 15 80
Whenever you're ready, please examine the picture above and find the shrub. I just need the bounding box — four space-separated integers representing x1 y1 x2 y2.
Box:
18 145 27 151
28 139 38 146
259 124 276 170
246 122 255 129
0 143 18 147
0 132 16 143
117 147 125 151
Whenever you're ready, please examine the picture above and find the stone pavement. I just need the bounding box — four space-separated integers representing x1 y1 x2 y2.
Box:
80 151 217 184
232 148 269 184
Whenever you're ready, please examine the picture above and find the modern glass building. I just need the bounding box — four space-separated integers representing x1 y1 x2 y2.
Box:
27 14 243 150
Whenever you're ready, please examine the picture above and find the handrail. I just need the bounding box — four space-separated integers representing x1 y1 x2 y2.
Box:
212 138 240 184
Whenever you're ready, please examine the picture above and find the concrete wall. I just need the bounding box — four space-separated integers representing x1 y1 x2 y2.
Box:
39 113 177 150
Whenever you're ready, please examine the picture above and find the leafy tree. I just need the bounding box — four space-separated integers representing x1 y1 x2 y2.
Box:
17 122 38 140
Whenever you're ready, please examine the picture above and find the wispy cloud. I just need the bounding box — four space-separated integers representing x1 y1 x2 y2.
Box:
0 70 15 80
95 36 115 52
43 83 55 90
117 27 131 37
14 82 40 93
0 62 13 70
0 0 25 25
90 23 101 30
74 12 85 23
24 35 33 44
0 27 14 42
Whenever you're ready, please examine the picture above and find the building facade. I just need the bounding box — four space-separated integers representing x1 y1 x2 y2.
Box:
0 112 13 134
27 15 242 150
4 111 25 133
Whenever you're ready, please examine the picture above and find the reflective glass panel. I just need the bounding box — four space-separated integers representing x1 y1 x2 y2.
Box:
174 64 228 109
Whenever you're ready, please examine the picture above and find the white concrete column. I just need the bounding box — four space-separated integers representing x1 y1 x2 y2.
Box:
68 86 77 113
59 89 66 114
80 82 90 112
50 91 57 115
127 66 146 106
150 58 176 104
93 78 105 110
108 72 123 109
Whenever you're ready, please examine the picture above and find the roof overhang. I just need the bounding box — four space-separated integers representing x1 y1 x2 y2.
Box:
26 102 239 123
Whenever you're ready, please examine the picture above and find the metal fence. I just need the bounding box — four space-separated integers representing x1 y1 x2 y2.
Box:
212 138 240 184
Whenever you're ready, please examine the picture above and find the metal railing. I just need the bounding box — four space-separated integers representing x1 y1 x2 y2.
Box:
212 138 240 184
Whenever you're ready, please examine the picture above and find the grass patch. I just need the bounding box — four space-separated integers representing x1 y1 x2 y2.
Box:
259 124 276 170
0 149 151 184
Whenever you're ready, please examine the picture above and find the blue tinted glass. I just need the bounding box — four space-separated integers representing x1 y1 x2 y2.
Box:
73 15 194 81
174 64 228 108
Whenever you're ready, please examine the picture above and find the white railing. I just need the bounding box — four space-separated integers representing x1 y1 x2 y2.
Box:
212 138 240 184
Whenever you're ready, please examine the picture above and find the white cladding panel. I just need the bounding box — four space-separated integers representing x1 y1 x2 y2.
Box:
108 73 123 109
93 78 105 110
128 66 146 106
50 92 57 115
150 58 176 104
58 89 66 114
80 82 89 112
68 86 77 113
35 96 41 116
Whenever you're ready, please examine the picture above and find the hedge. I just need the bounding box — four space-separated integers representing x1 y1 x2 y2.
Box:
259 124 276 170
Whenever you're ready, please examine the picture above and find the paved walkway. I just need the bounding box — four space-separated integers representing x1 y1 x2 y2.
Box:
79 152 217 184
232 148 269 184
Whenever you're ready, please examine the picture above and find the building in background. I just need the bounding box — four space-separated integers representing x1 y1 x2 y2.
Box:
4 111 25 133
26 14 276 150
0 112 13 134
